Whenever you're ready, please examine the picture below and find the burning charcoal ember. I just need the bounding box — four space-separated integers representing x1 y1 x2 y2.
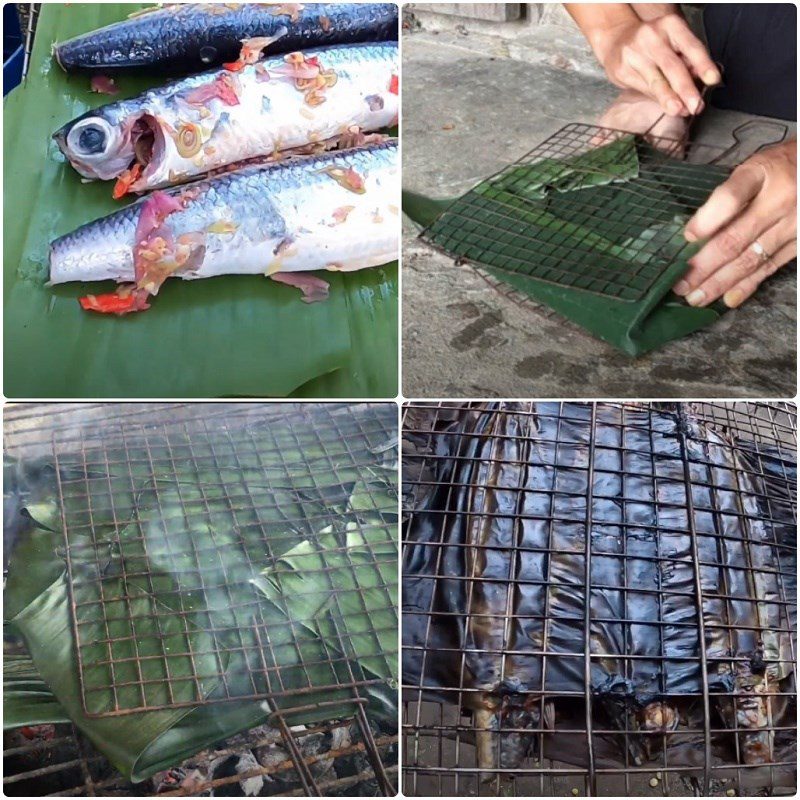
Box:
294 727 342 784
3 725 138 796
331 748 379 796
154 767 206 795
326 722 393 796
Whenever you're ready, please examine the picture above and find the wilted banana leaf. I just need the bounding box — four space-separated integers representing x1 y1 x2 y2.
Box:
3 4 397 398
4 408 398 782
253 511 398 681
3 653 72 727
407 134 730 356
484 134 640 200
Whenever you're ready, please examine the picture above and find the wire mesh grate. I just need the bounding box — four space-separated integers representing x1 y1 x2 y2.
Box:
401 402 797 797
50 403 398 719
3 722 134 797
421 123 731 302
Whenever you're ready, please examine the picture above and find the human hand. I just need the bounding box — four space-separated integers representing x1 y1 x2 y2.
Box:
595 89 689 150
673 139 797 308
591 13 720 117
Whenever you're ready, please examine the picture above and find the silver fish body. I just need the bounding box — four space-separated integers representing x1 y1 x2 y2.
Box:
53 3 398 75
49 140 398 285
53 43 398 193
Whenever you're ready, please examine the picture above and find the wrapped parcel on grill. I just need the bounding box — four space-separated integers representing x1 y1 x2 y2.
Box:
402 402 796 786
4 404 398 783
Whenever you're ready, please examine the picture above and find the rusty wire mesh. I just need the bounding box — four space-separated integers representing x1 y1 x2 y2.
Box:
4 402 399 797
402 401 796 797
2 717 398 797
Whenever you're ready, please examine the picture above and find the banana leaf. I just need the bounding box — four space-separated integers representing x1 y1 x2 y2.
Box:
4 405 398 782
3 654 72 727
406 134 730 356
3 4 397 398
484 134 641 200
253 510 398 680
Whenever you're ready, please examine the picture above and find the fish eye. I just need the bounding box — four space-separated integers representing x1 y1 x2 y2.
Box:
199 45 216 64
67 118 114 157
78 125 107 153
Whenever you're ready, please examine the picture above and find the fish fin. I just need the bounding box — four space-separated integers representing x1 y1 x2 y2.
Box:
270 272 330 304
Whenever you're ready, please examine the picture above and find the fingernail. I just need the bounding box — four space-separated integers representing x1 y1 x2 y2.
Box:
703 68 720 85
667 100 682 116
686 289 706 306
673 280 690 295
692 97 704 114
684 230 697 242
723 289 744 308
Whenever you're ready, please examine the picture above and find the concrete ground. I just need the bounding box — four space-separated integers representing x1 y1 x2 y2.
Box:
401 26 797 399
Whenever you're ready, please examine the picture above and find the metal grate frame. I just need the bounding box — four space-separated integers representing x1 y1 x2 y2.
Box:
53 404 397 718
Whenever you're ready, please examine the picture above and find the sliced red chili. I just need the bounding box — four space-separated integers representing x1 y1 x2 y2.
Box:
112 163 142 199
79 292 143 315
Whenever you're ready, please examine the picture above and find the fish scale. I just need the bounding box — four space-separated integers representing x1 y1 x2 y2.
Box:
49 140 398 285
54 42 398 192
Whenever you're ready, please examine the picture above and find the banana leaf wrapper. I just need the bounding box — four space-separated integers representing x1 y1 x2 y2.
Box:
404 137 730 356
402 402 796 769
4 407 399 782
4 3 398 398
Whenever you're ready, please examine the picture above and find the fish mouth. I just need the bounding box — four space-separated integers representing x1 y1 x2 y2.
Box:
126 114 167 191
52 42 65 72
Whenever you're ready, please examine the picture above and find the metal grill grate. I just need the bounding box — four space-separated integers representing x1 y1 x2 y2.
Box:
402 402 796 797
3 722 134 797
4 402 399 797
421 123 731 302
50 403 397 718
2 718 398 797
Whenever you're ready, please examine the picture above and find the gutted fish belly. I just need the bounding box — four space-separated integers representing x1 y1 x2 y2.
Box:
49 140 398 286
53 3 398 75
53 43 398 193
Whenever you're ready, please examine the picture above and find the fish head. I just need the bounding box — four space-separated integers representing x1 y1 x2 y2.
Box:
53 106 137 181
53 108 169 189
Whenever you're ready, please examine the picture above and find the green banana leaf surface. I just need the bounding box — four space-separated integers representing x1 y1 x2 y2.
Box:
407 132 730 356
4 404 399 782
3 653 72 727
4 4 397 398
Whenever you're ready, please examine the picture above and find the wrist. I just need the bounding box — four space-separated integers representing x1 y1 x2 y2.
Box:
631 4 679 22
588 22 625 67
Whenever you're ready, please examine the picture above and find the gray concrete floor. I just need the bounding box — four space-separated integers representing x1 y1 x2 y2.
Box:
401 29 797 399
